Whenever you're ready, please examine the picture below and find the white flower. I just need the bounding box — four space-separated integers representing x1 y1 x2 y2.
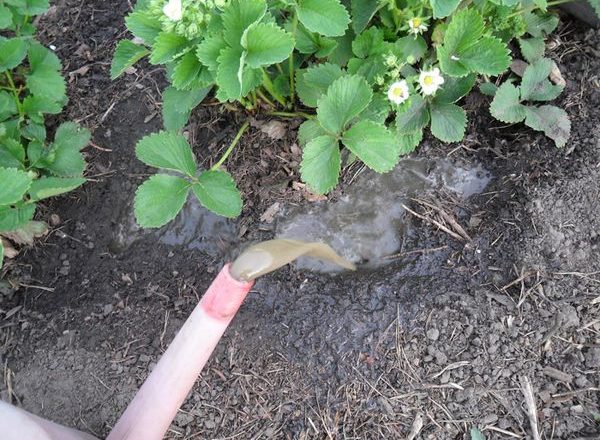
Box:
419 68 444 96
387 80 410 105
163 0 183 21
408 17 428 35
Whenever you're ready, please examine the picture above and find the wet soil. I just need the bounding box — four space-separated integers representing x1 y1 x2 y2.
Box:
1 2 599 439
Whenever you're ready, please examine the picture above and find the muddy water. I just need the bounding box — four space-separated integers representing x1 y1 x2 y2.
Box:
277 158 491 272
109 196 235 255
157 196 235 252
111 159 490 263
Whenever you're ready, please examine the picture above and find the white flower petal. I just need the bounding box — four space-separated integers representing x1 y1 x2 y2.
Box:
419 68 444 96
163 0 183 21
387 80 410 105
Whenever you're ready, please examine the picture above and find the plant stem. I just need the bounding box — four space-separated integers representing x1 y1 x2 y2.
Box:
289 13 299 105
256 88 276 108
261 69 287 107
267 111 315 120
4 71 24 119
508 0 572 18
211 121 250 171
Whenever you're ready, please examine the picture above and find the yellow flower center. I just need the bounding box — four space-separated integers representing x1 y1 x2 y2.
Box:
423 75 434 86
412 18 421 27
392 87 404 97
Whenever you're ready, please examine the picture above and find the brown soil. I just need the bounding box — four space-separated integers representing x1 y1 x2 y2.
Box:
1 2 599 439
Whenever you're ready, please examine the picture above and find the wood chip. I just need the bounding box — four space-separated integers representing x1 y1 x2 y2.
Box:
259 120 287 140
406 413 423 440
510 59 529 77
543 366 572 383
260 202 281 224
520 375 541 440
549 62 566 87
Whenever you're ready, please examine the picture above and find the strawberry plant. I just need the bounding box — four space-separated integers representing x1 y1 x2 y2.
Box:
112 0 599 227
1 0 90 267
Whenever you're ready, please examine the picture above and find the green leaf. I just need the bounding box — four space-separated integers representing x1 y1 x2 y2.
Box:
0 143 24 168
0 91 17 119
0 167 32 205
21 122 45 142
347 56 387 84
479 82 498 96
196 34 227 73
216 47 262 101
150 32 190 64
589 0 600 17
361 93 390 124
351 0 380 34
398 130 423 155
434 74 476 103
27 141 43 165
294 25 338 57
222 0 267 47
317 75 372 134
470 427 486 440
490 82 526 123
0 6 13 29
430 102 466 142
314 38 338 58
327 29 354 66
524 12 558 38
459 37 511 76
524 105 570 148
0 204 36 232
296 63 344 108
28 177 85 201
192 170 242 218
134 174 190 228
6 0 48 15
162 86 210 131
519 37 545 63
298 120 327 146
45 122 90 177
430 0 461 18
300 135 340 194
520 58 563 101
342 121 398 173
352 27 385 58
242 22 294 68
438 9 510 77
394 36 428 63
0 237 3 267
297 0 350 37
26 65 66 104
28 41 61 71
125 10 162 45
111 40 150 79
135 131 197 177
171 51 211 90
22 95 62 115
0 37 27 72
441 9 485 57
395 95 430 135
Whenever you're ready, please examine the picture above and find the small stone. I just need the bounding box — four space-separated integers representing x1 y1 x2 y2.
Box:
426 328 440 341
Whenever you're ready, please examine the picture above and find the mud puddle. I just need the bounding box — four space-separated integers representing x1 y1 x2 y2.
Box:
110 158 490 265
276 158 491 272
109 196 235 255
